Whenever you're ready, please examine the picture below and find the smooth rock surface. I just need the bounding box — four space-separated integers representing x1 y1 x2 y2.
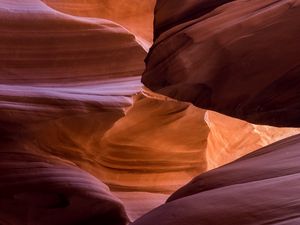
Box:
132 134 300 225
0 0 146 84
205 110 300 170
1 0 300 222
154 0 235 39
0 0 145 179
0 0 146 223
42 0 156 45
99 93 209 193
0 143 128 225
144 0 300 127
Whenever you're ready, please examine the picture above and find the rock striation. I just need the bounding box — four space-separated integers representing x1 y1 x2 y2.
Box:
0 0 146 84
0 0 146 223
143 0 300 127
42 0 156 45
0 0 146 176
132 134 300 225
0 144 128 225
1 0 300 223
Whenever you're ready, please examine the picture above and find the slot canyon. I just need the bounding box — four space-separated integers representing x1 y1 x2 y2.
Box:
0 0 300 224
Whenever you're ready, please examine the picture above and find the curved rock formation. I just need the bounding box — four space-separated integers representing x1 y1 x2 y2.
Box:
0 0 146 174
0 142 128 225
0 0 146 222
95 91 300 193
205 110 300 170
1 0 300 223
132 134 300 225
154 0 235 39
0 0 146 84
144 0 300 127
99 93 209 193
42 0 156 44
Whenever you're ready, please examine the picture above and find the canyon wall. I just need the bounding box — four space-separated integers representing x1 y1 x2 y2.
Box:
1 0 300 224
143 0 300 127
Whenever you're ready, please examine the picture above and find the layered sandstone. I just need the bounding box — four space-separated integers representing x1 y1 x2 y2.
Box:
0 145 128 225
0 0 146 223
1 0 300 223
143 0 300 127
0 0 145 175
42 0 156 45
133 134 300 225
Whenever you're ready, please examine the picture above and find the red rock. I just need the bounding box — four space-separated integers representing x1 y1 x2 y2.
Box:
42 0 156 44
1 0 300 223
154 0 235 39
0 0 146 85
0 145 128 225
132 134 300 225
0 0 146 181
144 0 300 127
0 1 146 223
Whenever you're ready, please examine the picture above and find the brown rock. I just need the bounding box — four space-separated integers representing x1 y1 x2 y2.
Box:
0 144 128 225
154 0 235 39
98 93 209 193
144 0 300 127
0 0 146 84
132 134 300 225
1 0 300 222
0 0 146 223
205 110 300 169
42 0 156 44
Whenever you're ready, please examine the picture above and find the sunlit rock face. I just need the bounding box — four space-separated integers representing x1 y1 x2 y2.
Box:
99 94 209 193
96 90 300 194
144 0 300 127
132 134 300 225
205 111 300 170
42 0 156 44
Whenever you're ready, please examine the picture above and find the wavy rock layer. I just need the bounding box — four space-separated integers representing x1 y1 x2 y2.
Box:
144 0 300 127
1 0 300 222
42 0 156 44
99 94 208 192
205 110 300 170
0 1 145 84
0 0 146 223
0 143 128 225
0 0 145 172
133 134 300 225
96 92 300 193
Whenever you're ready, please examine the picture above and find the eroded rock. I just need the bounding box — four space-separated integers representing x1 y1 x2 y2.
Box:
133 134 300 225
144 0 300 127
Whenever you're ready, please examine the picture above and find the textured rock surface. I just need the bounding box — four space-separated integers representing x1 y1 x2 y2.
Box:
132 134 300 225
144 0 300 127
